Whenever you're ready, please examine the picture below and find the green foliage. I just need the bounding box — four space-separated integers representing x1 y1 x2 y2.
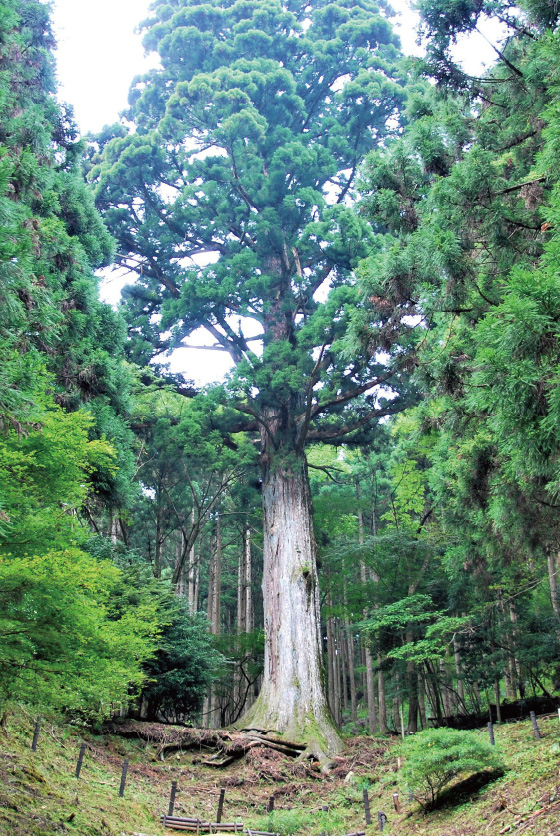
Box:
90 0 414 453
0 401 115 553
351 0 560 716
399 728 504 808
0 548 161 715
141 610 222 723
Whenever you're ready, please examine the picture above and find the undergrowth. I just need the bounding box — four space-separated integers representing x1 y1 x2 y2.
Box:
1 707 560 836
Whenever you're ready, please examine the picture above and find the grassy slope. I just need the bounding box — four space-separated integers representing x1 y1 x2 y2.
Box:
1 709 560 836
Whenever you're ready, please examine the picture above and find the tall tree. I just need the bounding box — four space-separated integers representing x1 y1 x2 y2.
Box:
90 0 413 756
355 0 560 709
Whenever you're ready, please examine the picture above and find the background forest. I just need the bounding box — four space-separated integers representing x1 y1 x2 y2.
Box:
2 0 560 741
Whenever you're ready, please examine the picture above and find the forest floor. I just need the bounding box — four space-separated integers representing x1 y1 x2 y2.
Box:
1 707 560 836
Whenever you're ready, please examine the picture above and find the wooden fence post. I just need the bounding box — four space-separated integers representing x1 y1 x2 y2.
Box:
168 780 178 816
217 788 226 823
31 717 41 752
363 788 372 826
530 711 541 740
75 742 87 778
488 721 495 746
119 758 129 797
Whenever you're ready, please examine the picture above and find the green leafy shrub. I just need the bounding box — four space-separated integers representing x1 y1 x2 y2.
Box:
141 610 222 723
398 728 504 809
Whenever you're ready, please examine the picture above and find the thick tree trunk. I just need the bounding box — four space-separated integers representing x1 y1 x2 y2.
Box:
237 450 342 758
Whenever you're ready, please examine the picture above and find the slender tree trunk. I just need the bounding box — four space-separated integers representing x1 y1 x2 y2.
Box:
207 549 214 626
406 654 418 733
548 551 560 618
358 490 377 733
209 515 222 727
238 532 246 634
176 531 187 597
245 524 253 633
440 659 452 717
110 514 119 544
340 620 349 717
453 637 465 711
508 601 521 700
425 661 443 724
205 535 215 728
237 448 341 756
377 656 388 733
188 509 197 611
417 671 426 730
327 607 336 717
392 672 400 735
212 514 222 635
365 650 377 733
153 509 163 579
327 608 342 726
509 602 524 698
346 627 358 723
494 679 503 723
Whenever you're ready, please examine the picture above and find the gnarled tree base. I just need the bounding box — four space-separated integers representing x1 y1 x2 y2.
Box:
104 720 339 770
234 699 343 770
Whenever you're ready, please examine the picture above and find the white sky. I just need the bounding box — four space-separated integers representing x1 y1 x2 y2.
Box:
50 1 501 384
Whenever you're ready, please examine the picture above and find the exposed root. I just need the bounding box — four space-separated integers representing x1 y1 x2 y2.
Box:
105 720 314 770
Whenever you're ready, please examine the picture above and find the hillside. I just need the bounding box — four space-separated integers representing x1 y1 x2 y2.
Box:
1 710 560 836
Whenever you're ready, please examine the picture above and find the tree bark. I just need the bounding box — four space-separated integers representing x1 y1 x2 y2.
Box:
346 626 358 723
327 607 336 718
417 671 426 730
188 509 198 612
377 656 388 734
237 450 342 758
245 524 253 633
365 649 377 733
358 492 377 733
212 513 222 636
453 636 465 711
548 550 560 618
237 537 246 634
340 620 349 717
210 515 222 728
406 654 418 733
175 531 187 597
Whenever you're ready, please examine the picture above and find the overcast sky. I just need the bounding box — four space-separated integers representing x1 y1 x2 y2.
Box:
50 0 431 134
